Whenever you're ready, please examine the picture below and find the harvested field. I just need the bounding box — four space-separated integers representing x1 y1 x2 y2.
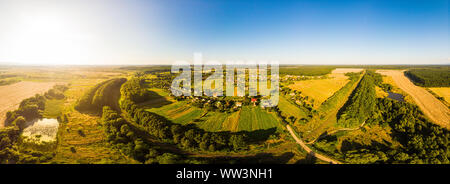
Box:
287 68 362 107
428 87 450 104
377 70 450 129
0 81 57 128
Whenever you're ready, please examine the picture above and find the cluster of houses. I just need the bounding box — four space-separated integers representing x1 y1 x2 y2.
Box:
174 94 267 112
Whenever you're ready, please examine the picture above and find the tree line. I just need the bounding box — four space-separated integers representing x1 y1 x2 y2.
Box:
405 68 450 87
0 85 69 164
75 77 250 163
337 71 377 128
327 71 449 164
119 77 249 153
75 78 127 113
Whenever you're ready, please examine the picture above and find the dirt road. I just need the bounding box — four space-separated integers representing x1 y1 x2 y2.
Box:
286 125 341 164
377 70 450 129
0 81 56 128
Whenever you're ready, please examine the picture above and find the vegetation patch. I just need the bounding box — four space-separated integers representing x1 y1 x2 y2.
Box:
405 67 450 87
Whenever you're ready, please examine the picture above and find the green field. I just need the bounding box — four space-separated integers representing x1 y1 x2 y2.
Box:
43 99 65 118
238 106 280 131
145 98 281 132
277 95 309 123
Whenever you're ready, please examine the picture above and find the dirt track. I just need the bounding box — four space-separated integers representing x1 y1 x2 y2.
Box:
0 81 56 128
287 125 341 164
377 70 450 129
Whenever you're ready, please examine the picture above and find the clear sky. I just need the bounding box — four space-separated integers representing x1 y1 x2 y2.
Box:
0 0 448 65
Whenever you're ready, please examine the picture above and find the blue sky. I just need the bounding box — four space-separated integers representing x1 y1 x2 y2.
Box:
0 0 448 65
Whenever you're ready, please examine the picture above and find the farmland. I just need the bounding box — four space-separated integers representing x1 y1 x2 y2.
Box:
377 70 450 129
145 100 281 132
287 68 362 107
428 87 450 104
0 65 448 164
0 81 57 128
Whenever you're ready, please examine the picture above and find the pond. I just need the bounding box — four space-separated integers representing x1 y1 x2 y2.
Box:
387 91 405 102
22 118 59 142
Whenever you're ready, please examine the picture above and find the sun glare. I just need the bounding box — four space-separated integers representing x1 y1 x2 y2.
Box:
7 12 93 65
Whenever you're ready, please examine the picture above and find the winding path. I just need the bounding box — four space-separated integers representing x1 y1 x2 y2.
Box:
286 125 341 164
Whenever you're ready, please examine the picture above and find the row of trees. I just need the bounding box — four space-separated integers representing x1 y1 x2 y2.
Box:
75 78 127 113
1 85 68 163
333 72 449 164
44 84 69 100
339 98 450 164
337 71 377 128
119 77 249 153
376 98 449 163
5 94 46 128
102 106 170 163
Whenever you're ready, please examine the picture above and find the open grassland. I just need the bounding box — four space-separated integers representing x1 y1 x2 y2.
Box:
428 87 450 104
52 78 137 163
0 81 57 128
43 99 65 118
377 70 450 129
53 110 137 163
138 88 175 108
278 95 309 123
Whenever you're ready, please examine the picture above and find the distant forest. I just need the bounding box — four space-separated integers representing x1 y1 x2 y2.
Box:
279 66 335 76
405 67 450 87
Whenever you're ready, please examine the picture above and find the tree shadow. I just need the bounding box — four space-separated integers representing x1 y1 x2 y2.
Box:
196 152 295 164
138 91 172 109
295 152 318 164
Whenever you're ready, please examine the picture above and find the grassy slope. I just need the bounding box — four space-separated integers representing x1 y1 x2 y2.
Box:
52 78 137 164
278 95 308 123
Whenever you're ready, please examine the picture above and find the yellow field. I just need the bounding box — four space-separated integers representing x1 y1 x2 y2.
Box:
428 87 450 104
287 73 349 107
381 75 414 104
375 86 388 98
377 70 450 129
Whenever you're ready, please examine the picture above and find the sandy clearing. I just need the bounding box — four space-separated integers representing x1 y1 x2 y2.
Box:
0 81 57 128
377 70 450 129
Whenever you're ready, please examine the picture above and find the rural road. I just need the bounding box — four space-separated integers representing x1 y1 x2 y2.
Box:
377 70 450 129
0 81 56 128
286 125 341 164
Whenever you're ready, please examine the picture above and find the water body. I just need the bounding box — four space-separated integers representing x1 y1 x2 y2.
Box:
22 118 59 142
387 91 405 102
